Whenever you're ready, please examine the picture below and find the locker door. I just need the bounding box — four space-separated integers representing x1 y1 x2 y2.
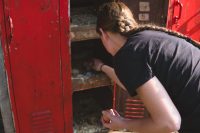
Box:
1 0 73 132
167 0 200 41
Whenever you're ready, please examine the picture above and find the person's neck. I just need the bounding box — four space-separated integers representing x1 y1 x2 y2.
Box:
109 33 127 55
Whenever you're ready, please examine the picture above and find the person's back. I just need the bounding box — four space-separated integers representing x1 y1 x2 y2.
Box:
114 29 200 132
95 1 200 132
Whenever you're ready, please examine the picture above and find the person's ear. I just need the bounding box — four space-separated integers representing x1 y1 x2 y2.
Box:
100 28 109 41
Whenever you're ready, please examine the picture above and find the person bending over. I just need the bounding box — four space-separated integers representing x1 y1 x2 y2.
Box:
92 1 200 133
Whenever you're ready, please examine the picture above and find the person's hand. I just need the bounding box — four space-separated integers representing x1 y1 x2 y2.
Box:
92 58 104 71
101 109 125 130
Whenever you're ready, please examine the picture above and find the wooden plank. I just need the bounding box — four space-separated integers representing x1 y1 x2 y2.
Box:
71 25 99 42
72 72 111 91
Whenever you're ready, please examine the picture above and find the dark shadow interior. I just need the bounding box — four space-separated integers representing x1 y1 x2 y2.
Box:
0 111 4 133
72 86 113 133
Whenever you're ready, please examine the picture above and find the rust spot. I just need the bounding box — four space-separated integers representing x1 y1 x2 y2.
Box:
40 0 51 12
49 81 56 89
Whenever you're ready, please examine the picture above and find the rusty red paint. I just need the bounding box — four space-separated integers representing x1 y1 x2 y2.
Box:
125 111 145 115
125 107 145 111
167 0 200 41
0 0 20 132
125 98 145 119
125 103 145 107
1 0 200 132
0 0 73 132
59 0 73 132
125 115 144 119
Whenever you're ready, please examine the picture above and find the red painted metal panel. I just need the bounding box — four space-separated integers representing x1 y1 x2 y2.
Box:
59 0 73 132
0 0 20 132
167 0 200 41
1 0 73 132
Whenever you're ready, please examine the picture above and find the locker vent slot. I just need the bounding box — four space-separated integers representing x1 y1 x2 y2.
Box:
125 98 145 119
31 110 55 133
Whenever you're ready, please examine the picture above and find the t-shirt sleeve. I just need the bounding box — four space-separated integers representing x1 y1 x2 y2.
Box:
114 48 154 96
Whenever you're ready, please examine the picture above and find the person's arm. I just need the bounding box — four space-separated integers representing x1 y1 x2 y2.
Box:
92 58 126 90
101 65 126 90
102 77 181 133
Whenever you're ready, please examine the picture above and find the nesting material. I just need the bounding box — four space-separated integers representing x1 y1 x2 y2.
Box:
70 7 99 41
73 90 109 133
71 6 96 26
72 70 111 91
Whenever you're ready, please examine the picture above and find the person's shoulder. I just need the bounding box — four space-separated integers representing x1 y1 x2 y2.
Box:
128 30 160 41
136 30 166 38
127 30 159 46
130 30 179 43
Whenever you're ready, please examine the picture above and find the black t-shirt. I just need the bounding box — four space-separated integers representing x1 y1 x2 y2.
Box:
114 30 200 132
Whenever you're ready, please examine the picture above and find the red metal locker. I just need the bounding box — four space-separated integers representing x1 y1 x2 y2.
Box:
0 0 73 133
1 0 200 132
167 0 200 41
